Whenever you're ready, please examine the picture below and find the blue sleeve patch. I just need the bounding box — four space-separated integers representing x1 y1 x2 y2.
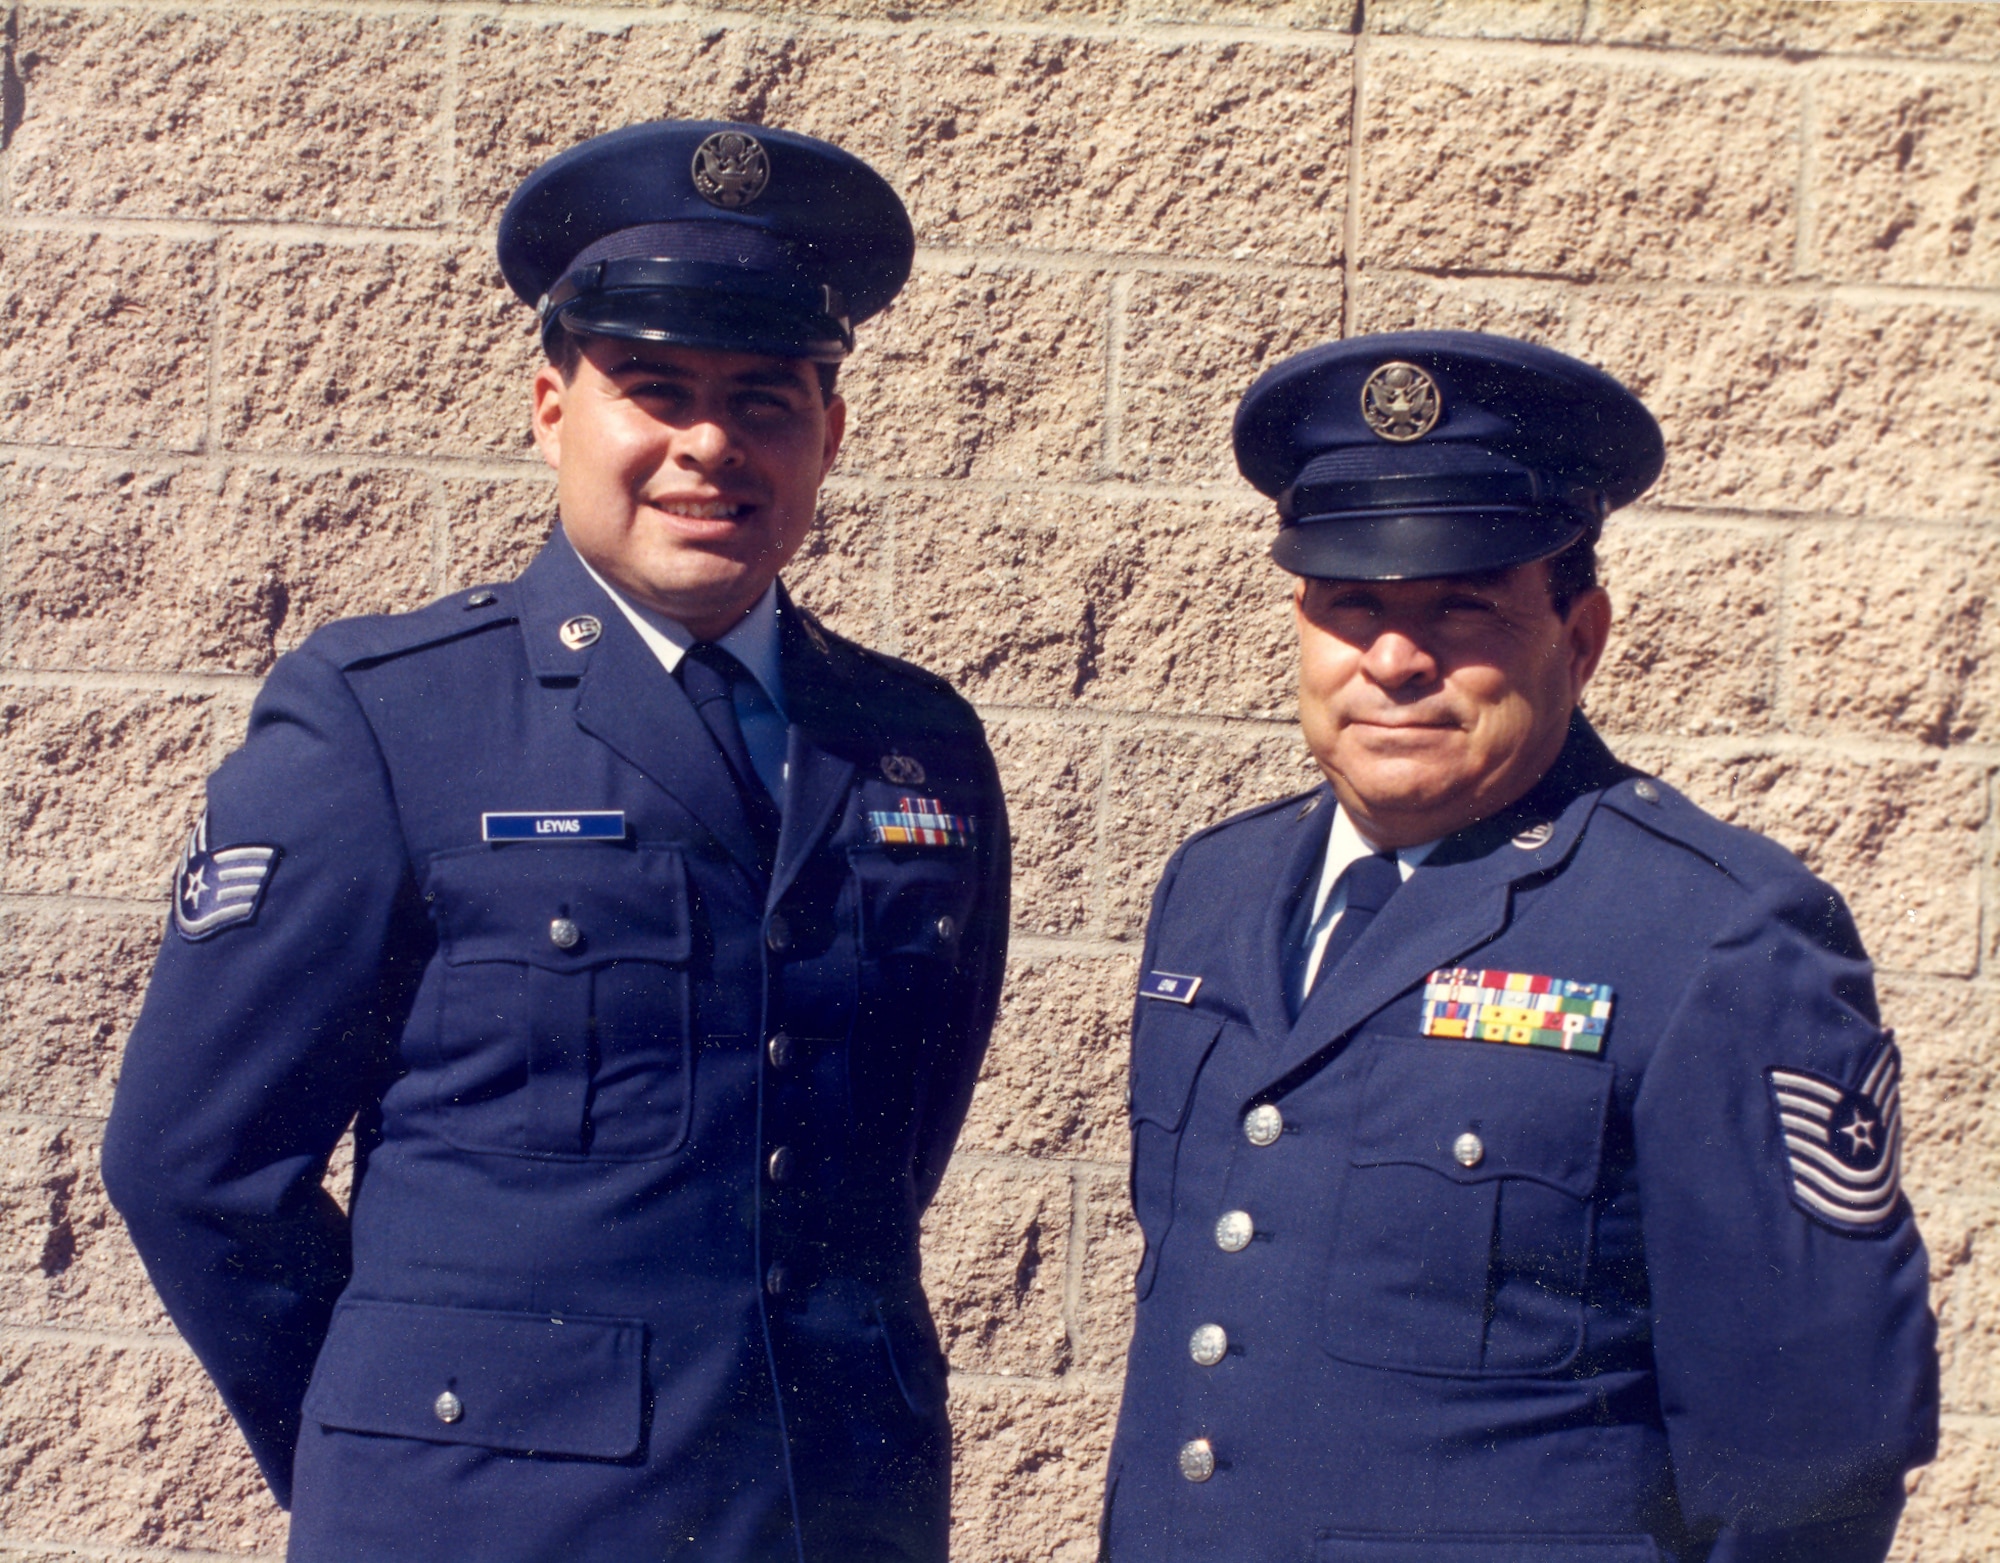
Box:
173 812 280 941
1140 971 1202 1004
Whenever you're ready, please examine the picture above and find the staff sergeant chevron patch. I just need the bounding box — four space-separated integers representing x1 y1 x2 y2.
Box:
1767 1042 1903 1233
172 812 280 942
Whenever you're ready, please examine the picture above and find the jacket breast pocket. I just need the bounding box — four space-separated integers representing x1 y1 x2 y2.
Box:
1129 1005 1224 1301
303 1298 645 1460
1324 1037 1612 1376
425 845 692 1160
849 843 981 966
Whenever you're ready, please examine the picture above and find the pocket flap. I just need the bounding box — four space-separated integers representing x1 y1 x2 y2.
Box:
303 1299 646 1459
1315 1536 1659 1563
427 845 689 969
1130 1005 1224 1130
1350 1038 1612 1199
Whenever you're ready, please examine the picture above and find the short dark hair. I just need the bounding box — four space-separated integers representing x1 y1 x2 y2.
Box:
1544 531 1599 619
545 325 840 403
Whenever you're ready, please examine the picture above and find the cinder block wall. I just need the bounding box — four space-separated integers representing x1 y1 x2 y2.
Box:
1 0 1996 1556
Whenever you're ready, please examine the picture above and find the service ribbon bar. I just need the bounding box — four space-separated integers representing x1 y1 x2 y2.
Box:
867 796 974 848
1420 967 1613 1055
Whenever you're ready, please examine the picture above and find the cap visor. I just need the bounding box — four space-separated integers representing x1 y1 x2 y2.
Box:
1270 509 1586 581
555 290 848 363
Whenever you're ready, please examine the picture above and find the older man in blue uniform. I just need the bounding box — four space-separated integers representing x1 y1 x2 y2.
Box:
1102 334 1937 1563
103 122 1008 1563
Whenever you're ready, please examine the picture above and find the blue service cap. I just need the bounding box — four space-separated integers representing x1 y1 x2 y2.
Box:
497 120 915 363
1233 331 1665 581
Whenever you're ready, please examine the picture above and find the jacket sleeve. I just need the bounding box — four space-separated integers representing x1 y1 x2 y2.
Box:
1633 872 1938 1562
101 645 426 1506
910 720 1011 1212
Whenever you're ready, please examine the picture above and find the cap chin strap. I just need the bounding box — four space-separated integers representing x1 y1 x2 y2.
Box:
1283 467 1609 530
537 257 853 355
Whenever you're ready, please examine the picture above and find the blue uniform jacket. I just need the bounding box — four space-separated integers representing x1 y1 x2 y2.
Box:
1105 719 1937 1563
103 534 1010 1563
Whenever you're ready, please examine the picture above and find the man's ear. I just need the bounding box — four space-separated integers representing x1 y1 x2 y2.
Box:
531 363 566 472
819 394 847 481
1564 585 1614 695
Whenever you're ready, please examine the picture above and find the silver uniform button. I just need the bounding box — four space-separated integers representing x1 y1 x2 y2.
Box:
549 917 581 950
1189 1324 1228 1367
1453 1131 1485 1168
1178 1438 1216 1482
767 1146 795 1184
767 1032 794 1070
766 914 792 953
1214 1210 1254 1252
764 1262 789 1297
1243 1104 1283 1147
1634 780 1661 804
934 914 957 942
434 1390 464 1425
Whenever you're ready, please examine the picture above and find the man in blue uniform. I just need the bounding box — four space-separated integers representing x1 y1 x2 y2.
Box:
1102 334 1937 1563
103 121 1008 1563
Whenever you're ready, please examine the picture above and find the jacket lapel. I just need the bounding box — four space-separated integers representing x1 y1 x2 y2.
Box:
768 589 859 907
1239 788 1335 1043
1253 717 1632 1095
513 535 769 882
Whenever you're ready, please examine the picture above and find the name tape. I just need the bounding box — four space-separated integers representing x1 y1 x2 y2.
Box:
482 811 627 842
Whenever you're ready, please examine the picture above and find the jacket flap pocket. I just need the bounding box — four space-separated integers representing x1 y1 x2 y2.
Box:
303 1299 645 1459
1130 1006 1225 1131
1316 1536 1660 1563
1350 1038 1612 1199
427 845 690 969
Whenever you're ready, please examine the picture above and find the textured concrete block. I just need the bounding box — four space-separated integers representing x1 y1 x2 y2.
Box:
454 20 904 230
1880 976 2000 1204
1571 293 2000 521
1585 1 2000 62
1362 44 1798 284
0 232 212 452
1125 0 1348 24
10 9 442 224
1115 269 1344 486
1367 0 1586 39
3 462 434 674
1919 1196 2000 1418
1894 1417 2000 1562
1073 1178 1142 1376
0 688 221 901
442 477 557 593
0 1120 170 1334
1627 747 1986 977
895 492 1295 715
1585 521 1781 739
783 486 889 647
1103 725 1319 937
217 241 535 458
1812 69 2000 292
1348 270 1571 343
0 1334 283 1552
950 1373 1117 1563
840 265 1109 483
922 1162 1072 1378
959 954 1138 1164
986 721 1103 939
1783 526 2000 747
899 32 1352 262
0 908 159 1122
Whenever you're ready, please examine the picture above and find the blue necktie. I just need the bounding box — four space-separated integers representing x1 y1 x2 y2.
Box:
680 643 782 862
1298 852 1403 1012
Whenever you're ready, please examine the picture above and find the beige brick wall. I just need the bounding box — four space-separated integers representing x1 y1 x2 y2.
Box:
0 0 1994 1556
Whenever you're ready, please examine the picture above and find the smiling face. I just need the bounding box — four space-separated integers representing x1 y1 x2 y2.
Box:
1295 564 1612 849
531 337 845 641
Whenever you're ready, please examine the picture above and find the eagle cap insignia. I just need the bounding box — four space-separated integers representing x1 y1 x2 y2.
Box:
1360 361 1442 442
691 131 772 210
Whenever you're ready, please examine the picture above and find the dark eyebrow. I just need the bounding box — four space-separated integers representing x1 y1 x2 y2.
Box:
605 357 811 393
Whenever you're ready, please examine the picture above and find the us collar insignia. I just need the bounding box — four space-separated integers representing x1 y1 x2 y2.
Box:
1361 361 1441 442
868 797 973 848
692 130 771 210
1768 1043 1902 1232
880 752 926 786
173 811 280 941
559 614 602 650
1511 821 1554 850
1420 967 1612 1055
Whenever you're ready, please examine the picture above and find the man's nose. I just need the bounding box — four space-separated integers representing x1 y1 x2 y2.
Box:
673 416 738 467
1362 628 1438 687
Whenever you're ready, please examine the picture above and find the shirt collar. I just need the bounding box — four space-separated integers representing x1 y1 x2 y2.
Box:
566 534 787 716
1309 802 1440 923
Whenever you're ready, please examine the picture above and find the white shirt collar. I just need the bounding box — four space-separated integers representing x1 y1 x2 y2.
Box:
1308 799 1439 926
566 535 786 716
